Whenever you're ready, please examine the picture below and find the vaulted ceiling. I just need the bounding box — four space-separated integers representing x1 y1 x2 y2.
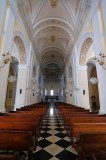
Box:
17 0 95 81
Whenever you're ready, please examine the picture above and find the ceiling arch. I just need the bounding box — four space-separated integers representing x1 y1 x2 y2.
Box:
33 17 74 34
17 0 96 81
41 46 65 57
34 25 72 41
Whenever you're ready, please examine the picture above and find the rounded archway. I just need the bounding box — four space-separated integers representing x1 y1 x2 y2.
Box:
78 35 99 109
14 36 26 64
87 61 100 112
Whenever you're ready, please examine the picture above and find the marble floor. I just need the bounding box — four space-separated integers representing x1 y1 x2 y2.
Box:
33 102 78 160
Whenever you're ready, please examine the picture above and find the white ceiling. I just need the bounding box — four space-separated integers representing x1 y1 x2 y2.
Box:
17 0 95 81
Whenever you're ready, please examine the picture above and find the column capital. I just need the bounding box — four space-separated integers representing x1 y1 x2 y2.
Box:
78 65 88 70
18 64 28 69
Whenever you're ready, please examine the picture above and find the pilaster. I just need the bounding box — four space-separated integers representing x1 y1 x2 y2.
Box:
92 6 106 113
14 64 28 109
78 66 90 109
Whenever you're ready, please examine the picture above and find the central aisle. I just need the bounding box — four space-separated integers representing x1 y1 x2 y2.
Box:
33 102 77 160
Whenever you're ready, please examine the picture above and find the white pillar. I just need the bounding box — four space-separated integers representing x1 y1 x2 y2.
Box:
24 65 30 106
14 65 28 109
24 43 32 106
36 64 40 102
66 80 74 104
73 45 79 106
60 75 65 102
78 66 90 109
0 6 14 111
92 7 106 113
0 0 6 36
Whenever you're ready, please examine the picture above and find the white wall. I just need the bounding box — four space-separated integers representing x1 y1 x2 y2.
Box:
92 5 106 113
0 6 15 111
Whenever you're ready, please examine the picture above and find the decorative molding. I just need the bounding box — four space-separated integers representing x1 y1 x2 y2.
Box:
78 65 88 70
15 0 97 77
69 65 72 78
34 18 74 37
32 0 47 24
40 46 65 56
61 0 75 26
9 0 30 45
79 38 93 65
34 25 71 40
37 36 69 54
14 36 26 64
51 35 55 42
50 0 59 8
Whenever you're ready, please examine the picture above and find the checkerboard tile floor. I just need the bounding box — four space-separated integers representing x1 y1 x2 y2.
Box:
33 104 78 160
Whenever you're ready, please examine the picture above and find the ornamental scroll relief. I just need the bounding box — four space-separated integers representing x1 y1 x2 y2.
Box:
14 36 26 64
69 66 72 78
79 38 93 65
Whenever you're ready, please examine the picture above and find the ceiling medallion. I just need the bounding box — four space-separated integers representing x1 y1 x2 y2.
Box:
50 0 59 8
51 35 55 42
51 54 54 58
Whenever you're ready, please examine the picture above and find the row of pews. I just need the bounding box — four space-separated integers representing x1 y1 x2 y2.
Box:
56 102 106 160
0 102 48 160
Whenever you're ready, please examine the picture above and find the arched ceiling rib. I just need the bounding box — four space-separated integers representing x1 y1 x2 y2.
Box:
17 0 96 82
41 47 65 57
33 17 74 33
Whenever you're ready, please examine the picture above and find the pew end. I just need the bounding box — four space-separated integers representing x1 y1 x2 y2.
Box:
77 132 106 160
0 131 34 160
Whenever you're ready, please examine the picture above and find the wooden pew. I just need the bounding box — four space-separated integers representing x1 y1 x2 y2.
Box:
0 112 43 128
0 116 41 138
77 133 106 160
0 151 21 160
0 131 33 160
7 111 45 120
67 117 106 135
0 104 47 159
57 103 106 160
60 113 101 133
0 122 37 149
71 123 106 139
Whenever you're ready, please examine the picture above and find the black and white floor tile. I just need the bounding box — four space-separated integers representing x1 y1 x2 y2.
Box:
33 103 78 160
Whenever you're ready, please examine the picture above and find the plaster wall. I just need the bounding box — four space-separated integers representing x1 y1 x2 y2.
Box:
14 65 27 109
92 7 106 113
0 0 6 36
78 66 90 109
0 6 15 111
